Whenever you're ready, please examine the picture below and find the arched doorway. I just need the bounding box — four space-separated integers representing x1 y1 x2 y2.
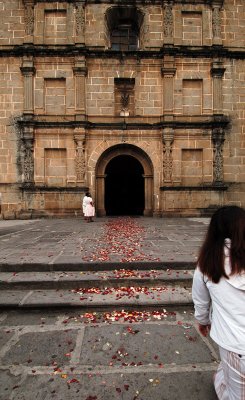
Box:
96 144 153 217
105 155 144 215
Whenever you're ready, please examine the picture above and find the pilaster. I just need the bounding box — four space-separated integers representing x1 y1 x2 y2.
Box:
161 56 176 116
21 126 35 186
143 175 153 216
211 59 225 115
74 129 87 185
20 56 35 116
212 127 225 185
73 57 87 120
162 128 174 184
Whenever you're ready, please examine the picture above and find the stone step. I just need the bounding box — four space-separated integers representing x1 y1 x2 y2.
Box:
0 261 195 273
0 269 193 290
0 285 193 309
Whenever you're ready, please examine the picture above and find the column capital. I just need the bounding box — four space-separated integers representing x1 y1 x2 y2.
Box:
212 127 225 141
23 0 35 4
73 66 87 76
73 57 87 76
20 66 36 76
162 127 174 144
211 0 224 8
162 56 176 76
20 57 35 76
22 126 34 142
74 134 86 145
211 60 225 77
161 67 176 77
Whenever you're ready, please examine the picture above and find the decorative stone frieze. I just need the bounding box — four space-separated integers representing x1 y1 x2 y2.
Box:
20 127 34 185
23 0 35 42
20 57 35 115
163 1 173 44
74 131 86 184
162 128 174 183
73 57 87 118
211 59 225 114
74 1 85 44
212 127 225 184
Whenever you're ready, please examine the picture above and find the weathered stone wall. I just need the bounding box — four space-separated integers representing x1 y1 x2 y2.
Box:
0 0 244 218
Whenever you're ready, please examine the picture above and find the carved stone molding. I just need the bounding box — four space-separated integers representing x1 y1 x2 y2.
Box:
212 4 222 45
74 131 86 183
74 1 85 43
23 0 35 38
162 128 174 183
20 127 34 185
163 1 173 44
212 127 225 184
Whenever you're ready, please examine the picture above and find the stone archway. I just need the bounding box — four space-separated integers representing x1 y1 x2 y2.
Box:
96 144 153 216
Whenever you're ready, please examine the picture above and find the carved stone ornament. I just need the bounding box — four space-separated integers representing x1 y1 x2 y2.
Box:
24 1 34 36
212 6 221 39
212 128 225 183
162 129 174 182
75 137 86 182
163 2 173 38
22 139 34 183
75 2 85 35
121 92 129 110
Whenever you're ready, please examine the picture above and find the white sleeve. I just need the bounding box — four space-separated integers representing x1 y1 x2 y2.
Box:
192 268 211 325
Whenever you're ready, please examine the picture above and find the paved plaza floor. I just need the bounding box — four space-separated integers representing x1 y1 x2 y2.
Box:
0 217 219 400
0 216 210 269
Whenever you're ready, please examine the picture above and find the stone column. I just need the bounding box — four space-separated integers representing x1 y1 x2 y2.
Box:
212 127 225 184
74 130 86 185
143 175 153 216
73 57 87 120
96 175 106 217
162 128 174 183
74 0 85 45
212 1 223 46
21 127 34 185
211 59 225 115
20 57 35 116
161 56 176 116
163 1 174 45
23 0 35 43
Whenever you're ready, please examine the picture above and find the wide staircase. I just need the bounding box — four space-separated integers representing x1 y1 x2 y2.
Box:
0 264 193 310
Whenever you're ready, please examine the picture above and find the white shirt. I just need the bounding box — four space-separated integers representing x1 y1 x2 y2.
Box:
192 239 245 355
82 196 92 213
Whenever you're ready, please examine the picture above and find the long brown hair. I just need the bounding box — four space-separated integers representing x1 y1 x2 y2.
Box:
197 206 245 283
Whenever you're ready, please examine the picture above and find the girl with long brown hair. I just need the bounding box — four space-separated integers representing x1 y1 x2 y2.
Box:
192 206 245 399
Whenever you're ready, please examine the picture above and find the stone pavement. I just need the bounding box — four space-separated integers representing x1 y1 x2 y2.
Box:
0 216 209 269
0 216 220 400
0 308 218 400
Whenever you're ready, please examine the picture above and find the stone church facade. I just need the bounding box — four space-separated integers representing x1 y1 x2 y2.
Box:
0 0 244 218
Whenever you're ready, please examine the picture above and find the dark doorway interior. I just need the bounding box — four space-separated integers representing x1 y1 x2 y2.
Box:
105 155 144 216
